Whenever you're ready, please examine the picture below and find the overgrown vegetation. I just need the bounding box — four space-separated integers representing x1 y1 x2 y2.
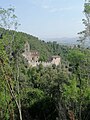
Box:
0 1 90 120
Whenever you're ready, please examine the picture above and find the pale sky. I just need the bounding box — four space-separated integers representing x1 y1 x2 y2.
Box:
0 0 85 39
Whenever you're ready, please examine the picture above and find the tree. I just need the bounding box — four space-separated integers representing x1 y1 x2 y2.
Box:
78 0 90 45
35 66 69 120
0 7 22 120
67 48 90 120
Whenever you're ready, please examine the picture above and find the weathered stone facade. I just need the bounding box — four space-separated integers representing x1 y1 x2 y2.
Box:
22 41 61 67
50 56 61 66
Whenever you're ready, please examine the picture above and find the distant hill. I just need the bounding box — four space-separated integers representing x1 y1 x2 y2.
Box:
44 37 78 45
44 37 90 47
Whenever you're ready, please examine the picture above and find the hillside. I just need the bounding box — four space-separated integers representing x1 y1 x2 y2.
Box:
44 37 78 45
0 27 90 120
0 27 69 61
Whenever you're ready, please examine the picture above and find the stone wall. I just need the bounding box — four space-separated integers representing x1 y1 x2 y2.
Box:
22 41 61 67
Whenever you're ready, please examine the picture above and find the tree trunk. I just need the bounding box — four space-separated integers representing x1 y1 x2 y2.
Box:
79 103 82 120
18 106 22 120
57 101 67 120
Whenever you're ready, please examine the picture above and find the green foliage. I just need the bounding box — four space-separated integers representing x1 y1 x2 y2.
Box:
68 49 85 65
0 4 90 120
0 25 90 120
78 0 90 44
84 3 90 14
63 77 79 102
0 7 19 30
22 88 45 107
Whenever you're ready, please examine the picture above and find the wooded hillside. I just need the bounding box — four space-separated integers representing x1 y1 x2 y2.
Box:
0 27 90 120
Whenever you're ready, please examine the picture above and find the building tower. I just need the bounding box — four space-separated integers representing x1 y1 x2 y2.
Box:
24 41 30 53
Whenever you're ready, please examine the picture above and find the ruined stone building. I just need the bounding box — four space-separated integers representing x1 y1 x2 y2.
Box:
22 41 61 67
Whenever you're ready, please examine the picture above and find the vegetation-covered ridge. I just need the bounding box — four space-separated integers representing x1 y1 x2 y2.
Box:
0 27 70 61
0 26 90 120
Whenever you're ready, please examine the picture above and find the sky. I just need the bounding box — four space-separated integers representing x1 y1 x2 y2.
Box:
0 0 85 39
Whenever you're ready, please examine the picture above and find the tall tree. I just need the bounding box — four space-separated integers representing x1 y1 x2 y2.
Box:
0 7 22 120
78 0 90 45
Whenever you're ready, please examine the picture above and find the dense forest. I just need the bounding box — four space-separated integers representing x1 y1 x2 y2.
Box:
0 1 90 120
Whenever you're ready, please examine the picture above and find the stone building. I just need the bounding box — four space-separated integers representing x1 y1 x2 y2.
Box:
22 41 61 67
22 41 39 62
51 56 61 66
